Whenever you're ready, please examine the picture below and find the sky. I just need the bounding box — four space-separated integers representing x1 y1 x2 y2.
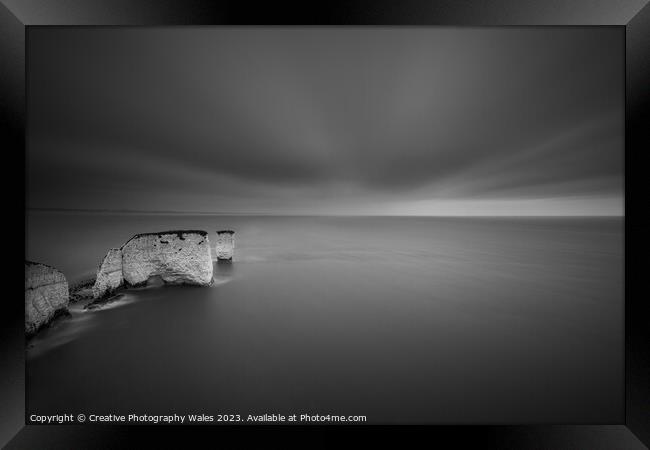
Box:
27 27 624 216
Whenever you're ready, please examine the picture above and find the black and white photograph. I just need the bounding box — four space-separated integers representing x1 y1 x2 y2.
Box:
23 26 626 426
3 0 650 446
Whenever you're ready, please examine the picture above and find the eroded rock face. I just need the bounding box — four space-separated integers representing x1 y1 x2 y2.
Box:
92 248 123 299
25 261 69 335
121 230 213 286
215 230 235 261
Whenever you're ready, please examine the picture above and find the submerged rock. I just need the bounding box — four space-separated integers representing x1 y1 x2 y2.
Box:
215 230 235 261
121 230 213 286
25 261 70 335
92 248 123 299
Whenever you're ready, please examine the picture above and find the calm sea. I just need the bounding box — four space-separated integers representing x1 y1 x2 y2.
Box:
25 212 624 423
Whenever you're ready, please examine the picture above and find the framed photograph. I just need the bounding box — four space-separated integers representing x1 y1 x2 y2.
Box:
2 0 648 447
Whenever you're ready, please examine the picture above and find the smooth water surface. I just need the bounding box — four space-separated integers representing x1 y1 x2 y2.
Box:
26 213 624 423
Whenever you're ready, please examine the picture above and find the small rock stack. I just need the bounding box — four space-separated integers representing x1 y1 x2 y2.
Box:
215 230 235 261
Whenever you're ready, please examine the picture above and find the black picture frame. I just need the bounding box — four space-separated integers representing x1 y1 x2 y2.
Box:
2 1 648 447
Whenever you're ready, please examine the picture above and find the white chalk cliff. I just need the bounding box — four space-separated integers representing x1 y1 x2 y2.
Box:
121 230 213 287
92 248 123 299
27 230 216 334
25 261 69 335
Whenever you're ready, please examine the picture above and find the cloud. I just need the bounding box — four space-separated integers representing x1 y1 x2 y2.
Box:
27 27 623 215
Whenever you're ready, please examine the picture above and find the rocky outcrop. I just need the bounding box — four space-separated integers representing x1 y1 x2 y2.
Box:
121 230 213 286
25 261 69 335
92 248 123 299
215 230 235 261
26 230 217 334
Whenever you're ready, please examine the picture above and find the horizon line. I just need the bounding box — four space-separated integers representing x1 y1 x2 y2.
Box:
26 207 624 218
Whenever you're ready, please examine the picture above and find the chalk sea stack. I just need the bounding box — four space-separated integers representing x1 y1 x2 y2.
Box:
216 230 235 261
122 230 213 286
25 261 70 335
90 230 213 299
